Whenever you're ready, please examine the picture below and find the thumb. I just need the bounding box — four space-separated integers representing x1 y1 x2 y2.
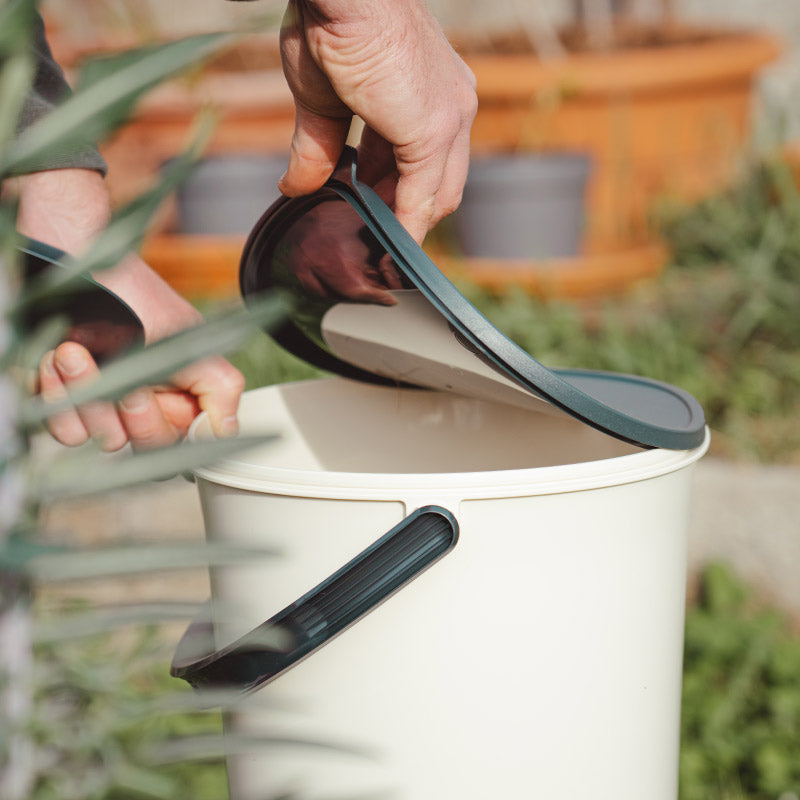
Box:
279 104 351 197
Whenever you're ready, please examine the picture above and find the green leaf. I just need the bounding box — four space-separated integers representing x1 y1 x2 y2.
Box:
0 0 36 54
21 292 288 427
112 764 178 800
7 314 69 373
0 0 35 172
14 115 216 309
137 687 284 717
0 51 34 151
144 731 371 765
1 31 233 175
34 603 203 642
25 541 279 583
30 434 275 500
76 116 216 275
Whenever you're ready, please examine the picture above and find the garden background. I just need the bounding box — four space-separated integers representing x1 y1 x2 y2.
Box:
16 1 800 798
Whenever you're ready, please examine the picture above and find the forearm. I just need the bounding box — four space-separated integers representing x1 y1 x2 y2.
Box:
10 168 201 344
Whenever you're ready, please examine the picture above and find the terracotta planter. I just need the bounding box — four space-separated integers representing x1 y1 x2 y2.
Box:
461 27 780 249
141 234 244 299
428 240 669 300
99 68 295 208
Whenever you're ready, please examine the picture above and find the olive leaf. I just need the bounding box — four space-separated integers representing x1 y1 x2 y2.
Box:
1 31 233 176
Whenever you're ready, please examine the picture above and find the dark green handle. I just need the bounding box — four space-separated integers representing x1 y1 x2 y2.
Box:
171 506 459 696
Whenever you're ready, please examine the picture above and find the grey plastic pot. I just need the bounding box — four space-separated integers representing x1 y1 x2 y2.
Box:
453 152 592 260
175 154 286 235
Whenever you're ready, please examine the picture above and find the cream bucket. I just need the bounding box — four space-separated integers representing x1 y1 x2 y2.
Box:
182 376 708 800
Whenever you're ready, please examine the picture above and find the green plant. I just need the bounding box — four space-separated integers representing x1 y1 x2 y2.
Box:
681 564 800 800
0 3 299 798
29 622 228 800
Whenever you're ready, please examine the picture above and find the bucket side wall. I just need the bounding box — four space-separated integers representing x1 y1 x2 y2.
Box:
197 464 697 800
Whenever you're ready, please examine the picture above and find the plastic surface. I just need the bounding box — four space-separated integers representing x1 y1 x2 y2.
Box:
239 146 706 451
175 154 286 235
171 506 458 692
190 380 709 800
454 152 591 259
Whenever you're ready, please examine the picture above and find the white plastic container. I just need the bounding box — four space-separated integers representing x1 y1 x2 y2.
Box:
190 377 709 800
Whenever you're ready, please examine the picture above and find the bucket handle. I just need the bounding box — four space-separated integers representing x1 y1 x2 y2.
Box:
171 506 459 695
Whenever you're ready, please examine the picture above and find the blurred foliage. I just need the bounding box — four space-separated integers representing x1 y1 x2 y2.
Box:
0 3 284 799
29 621 227 800
681 564 800 800
228 329 322 392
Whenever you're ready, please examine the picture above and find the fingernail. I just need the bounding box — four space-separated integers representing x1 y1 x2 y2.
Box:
219 415 239 438
54 346 86 377
42 351 57 377
120 390 150 413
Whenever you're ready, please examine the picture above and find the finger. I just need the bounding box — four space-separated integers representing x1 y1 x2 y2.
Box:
392 156 447 245
372 171 399 210
53 342 128 452
39 350 89 447
118 389 179 451
155 391 202 439
171 356 245 439
430 126 473 225
378 254 404 291
279 104 352 197
355 128 396 188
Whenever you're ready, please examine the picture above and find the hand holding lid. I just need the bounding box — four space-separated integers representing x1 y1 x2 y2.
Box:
278 0 477 244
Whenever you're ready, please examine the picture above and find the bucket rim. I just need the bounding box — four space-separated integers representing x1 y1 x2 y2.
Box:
189 381 710 500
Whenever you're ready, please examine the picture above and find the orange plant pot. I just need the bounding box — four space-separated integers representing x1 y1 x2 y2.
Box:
100 69 295 207
141 234 245 300
428 240 669 300
462 28 780 249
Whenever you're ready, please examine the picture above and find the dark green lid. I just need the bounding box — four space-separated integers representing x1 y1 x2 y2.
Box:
239 147 706 451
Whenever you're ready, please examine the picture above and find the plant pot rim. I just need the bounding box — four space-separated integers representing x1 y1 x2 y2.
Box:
459 27 781 100
469 150 591 163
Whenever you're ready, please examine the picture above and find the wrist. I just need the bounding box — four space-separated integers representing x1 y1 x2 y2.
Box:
94 254 203 344
14 168 111 255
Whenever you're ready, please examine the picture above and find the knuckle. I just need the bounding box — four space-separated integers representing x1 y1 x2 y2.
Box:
462 85 478 122
219 366 246 397
438 191 463 220
48 416 88 448
100 432 129 453
129 421 176 451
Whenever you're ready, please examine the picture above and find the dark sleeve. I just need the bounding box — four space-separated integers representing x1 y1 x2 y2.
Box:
13 13 108 176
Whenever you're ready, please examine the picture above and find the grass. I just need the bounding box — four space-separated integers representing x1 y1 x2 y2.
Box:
681 564 800 800
29 619 227 800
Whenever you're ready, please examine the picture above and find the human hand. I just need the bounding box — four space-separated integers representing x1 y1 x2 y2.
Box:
39 340 242 451
278 0 477 245
10 168 245 450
